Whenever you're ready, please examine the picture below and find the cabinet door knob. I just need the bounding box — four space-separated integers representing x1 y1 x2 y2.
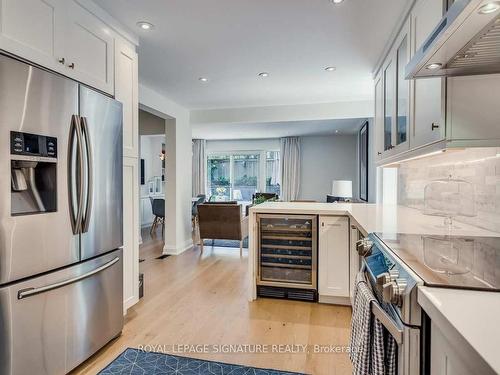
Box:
377 151 382 155
58 57 65 64
68 63 75 69
431 122 440 130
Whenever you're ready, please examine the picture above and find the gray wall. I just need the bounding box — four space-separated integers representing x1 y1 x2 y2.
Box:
299 135 358 202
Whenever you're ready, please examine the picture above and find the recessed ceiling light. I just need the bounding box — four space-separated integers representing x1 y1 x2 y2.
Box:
258 72 269 77
426 63 442 70
137 21 154 30
478 2 500 14
330 0 344 4
198 77 209 82
325 66 336 72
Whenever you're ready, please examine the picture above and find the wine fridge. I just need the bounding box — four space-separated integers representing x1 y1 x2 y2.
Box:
256 214 318 301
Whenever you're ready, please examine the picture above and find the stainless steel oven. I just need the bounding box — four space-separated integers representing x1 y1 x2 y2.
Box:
256 214 318 301
356 233 424 375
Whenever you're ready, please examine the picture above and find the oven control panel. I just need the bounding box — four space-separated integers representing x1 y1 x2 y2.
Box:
11 131 57 158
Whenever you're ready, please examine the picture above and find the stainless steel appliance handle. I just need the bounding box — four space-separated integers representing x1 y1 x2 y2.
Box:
68 115 85 234
360 261 404 345
80 116 93 233
372 302 404 345
17 257 120 300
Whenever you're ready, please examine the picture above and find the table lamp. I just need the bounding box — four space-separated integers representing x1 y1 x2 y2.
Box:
331 180 353 202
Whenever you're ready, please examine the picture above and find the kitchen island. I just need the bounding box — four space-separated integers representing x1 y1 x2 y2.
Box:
248 201 496 301
248 201 500 374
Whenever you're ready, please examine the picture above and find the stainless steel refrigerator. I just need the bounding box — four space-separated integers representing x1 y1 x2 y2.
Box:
0 53 124 375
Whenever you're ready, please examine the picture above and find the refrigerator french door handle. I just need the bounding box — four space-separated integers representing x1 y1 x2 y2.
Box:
68 115 85 235
81 116 93 233
17 256 120 300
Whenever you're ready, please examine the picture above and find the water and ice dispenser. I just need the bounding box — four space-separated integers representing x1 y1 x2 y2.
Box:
10 131 57 215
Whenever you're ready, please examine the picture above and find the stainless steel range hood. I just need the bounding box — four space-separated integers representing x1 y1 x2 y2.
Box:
406 0 500 79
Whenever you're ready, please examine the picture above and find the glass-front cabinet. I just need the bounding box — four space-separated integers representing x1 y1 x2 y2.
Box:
376 19 411 159
396 33 409 147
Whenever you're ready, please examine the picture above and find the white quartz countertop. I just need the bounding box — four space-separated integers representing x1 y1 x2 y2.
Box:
250 202 499 237
418 286 500 374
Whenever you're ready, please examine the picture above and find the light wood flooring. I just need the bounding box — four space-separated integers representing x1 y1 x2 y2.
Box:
72 228 353 375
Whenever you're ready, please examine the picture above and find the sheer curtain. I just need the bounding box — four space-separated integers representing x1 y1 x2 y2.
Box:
280 137 300 201
192 139 206 196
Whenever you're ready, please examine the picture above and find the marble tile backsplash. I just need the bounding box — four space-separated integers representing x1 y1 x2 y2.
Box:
398 148 500 234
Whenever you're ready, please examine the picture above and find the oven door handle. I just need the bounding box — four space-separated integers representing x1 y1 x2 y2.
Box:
372 302 404 345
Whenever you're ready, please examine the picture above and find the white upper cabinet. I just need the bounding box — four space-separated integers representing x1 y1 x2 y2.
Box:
115 37 138 157
64 1 114 94
374 72 384 161
447 74 500 144
393 19 411 154
374 19 411 159
410 0 445 148
0 0 66 71
0 0 115 94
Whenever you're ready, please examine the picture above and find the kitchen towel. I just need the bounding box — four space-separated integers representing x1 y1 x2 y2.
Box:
349 270 397 375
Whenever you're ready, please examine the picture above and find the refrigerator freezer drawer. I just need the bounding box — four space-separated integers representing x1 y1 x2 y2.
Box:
0 249 123 375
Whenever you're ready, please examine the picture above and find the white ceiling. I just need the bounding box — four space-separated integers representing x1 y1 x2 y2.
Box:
94 0 410 109
192 118 366 139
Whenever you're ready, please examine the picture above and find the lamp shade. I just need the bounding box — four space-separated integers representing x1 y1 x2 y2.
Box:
332 180 352 198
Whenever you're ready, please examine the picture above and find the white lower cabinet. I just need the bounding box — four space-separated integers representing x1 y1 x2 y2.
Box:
318 216 350 303
430 321 486 375
349 225 362 303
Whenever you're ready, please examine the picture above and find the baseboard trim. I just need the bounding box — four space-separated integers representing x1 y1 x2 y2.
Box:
163 239 193 256
123 295 139 314
318 295 351 306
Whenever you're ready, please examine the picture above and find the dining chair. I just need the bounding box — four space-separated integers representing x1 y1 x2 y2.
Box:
192 194 206 243
150 198 165 237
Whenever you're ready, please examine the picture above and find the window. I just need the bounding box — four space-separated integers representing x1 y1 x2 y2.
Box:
207 150 280 202
266 151 280 196
207 154 231 201
232 153 260 201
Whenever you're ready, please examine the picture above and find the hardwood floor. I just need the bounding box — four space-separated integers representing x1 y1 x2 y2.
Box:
72 229 353 375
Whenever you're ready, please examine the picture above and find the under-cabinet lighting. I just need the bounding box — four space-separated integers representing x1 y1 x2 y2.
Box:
426 63 442 70
478 2 500 14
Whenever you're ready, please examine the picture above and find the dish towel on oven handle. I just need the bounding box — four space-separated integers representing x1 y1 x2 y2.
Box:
349 269 397 375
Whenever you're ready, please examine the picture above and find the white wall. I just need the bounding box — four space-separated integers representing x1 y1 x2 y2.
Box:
140 135 165 197
206 138 280 153
299 135 358 202
191 100 373 125
139 84 193 255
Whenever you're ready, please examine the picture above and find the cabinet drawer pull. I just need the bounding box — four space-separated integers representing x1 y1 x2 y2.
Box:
431 122 439 131
377 151 382 155
68 62 75 69
58 57 65 65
